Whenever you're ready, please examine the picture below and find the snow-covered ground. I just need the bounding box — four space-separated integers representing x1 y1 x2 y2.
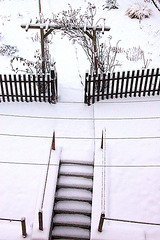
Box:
0 0 160 239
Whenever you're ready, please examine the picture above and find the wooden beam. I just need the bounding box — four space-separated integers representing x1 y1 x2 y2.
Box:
44 29 54 38
21 23 111 32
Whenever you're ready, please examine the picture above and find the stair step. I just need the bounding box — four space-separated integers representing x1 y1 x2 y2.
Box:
57 183 92 191
56 188 92 199
59 172 93 179
55 196 92 203
53 213 91 229
52 226 90 240
54 208 91 216
60 160 94 166
54 201 92 215
59 164 93 175
58 176 93 188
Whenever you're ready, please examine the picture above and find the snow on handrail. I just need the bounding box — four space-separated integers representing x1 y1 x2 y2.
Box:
38 131 55 231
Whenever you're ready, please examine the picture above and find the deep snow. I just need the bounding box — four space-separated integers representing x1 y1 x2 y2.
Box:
0 0 160 239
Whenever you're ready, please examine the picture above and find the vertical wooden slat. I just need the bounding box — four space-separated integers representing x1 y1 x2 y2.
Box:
143 69 150 96
28 75 32 102
38 75 42 102
111 72 115 99
125 71 130 98
18 75 23 102
9 75 14 102
148 69 154 96
134 70 140 97
129 70 135 97
0 75 5 102
47 74 51 103
42 74 46 102
84 73 88 104
97 74 101 102
101 74 106 100
106 72 110 99
92 74 96 104
138 69 145 97
32 75 37 101
120 72 125 98
152 68 159 96
23 74 28 102
4 75 10 102
115 72 120 98
13 75 19 102
88 74 91 105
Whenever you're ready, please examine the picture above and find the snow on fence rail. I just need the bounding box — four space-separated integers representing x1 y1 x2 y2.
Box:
84 68 160 105
0 70 58 103
0 217 27 238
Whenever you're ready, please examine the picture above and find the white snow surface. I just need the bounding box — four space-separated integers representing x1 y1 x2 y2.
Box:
0 0 160 239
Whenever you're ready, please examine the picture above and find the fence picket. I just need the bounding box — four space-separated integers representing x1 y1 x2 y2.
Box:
120 72 125 98
23 75 28 102
134 70 140 97
138 69 145 97
111 73 115 99
18 75 23 102
101 74 106 100
88 75 91 105
28 75 32 102
148 69 155 96
38 75 42 102
143 69 150 96
9 75 14 102
92 74 96 104
106 72 110 99
152 68 159 96
97 74 101 102
0 75 5 102
129 70 135 97
84 73 88 104
125 71 130 98
4 75 10 102
115 72 120 98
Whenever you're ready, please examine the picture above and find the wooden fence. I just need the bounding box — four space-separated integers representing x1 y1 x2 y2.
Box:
84 68 160 105
0 70 58 103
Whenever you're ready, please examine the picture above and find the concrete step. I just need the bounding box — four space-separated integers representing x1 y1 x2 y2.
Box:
54 200 92 216
55 196 92 204
59 172 93 179
60 159 94 166
53 213 91 229
52 226 90 240
57 183 92 191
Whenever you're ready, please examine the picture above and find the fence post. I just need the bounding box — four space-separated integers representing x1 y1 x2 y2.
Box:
98 212 105 232
101 130 103 149
52 131 55 150
21 218 27 238
38 210 43 231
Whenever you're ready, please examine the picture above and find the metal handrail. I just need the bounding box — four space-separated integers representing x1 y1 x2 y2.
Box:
0 217 27 237
101 128 106 213
98 215 160 232
38 131 55 231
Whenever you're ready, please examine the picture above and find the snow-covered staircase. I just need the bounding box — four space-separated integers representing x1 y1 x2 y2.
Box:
50 159 94 240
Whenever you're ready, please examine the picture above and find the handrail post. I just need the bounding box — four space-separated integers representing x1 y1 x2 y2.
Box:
98 212 105 232
21 218 27 238
38 209 43 231
52 131 55 150
101 130 103 149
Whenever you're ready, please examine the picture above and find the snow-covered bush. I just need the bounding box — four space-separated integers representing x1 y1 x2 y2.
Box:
51 3 120 74
103 0 119 10
0 44 18 56
125 46 143 61
126 3 152 20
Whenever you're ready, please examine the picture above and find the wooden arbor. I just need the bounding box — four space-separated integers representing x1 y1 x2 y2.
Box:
21 23 110 75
